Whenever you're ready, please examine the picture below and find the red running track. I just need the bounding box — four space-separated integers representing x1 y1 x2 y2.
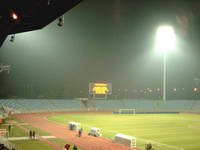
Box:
13 112 141 150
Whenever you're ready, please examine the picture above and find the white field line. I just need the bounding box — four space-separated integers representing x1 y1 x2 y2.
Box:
118 131 191 137
43 116 71 126
118 126 186 130
187 124 200 130
138 137 185 150
118 127 195 136
45 115 185 150
100 128 185 150
8 136 56 141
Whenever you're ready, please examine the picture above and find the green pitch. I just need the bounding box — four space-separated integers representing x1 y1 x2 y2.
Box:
47 113 200 150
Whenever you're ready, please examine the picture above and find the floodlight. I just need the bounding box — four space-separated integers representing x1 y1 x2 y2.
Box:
57 15 64 27
10 34 15 42
11 12 18 20
155 25 176 53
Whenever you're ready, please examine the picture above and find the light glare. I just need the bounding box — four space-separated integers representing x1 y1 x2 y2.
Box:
193 88 198 92
12 13 18 20
155 25 176 53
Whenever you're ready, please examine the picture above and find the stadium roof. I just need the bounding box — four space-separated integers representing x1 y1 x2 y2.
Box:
0 0 82 47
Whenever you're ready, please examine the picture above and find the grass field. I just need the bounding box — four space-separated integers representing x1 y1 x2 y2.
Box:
12 140 56 150
47 113 200 150
12 138 80 150
0 117 50 137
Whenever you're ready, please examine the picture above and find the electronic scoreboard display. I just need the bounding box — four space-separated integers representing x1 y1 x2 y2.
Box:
89 82 112 95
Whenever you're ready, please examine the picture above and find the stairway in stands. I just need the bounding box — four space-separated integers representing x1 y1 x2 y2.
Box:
80 99 96 111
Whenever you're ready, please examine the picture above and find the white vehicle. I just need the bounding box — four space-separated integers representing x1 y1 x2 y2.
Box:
68 122 80 131
88 127 102 137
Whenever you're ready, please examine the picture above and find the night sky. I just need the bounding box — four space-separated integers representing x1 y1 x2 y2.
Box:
1 0 200 98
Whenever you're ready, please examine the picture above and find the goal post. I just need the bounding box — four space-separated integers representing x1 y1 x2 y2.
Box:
118 109 136 115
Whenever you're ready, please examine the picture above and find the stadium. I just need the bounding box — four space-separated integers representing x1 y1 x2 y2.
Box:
1 0 200 150
0 95 199 150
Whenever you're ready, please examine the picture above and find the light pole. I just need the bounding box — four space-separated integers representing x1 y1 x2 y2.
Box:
163 53 166 101
155 25 176 101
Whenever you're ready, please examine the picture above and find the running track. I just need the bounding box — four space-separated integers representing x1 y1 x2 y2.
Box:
13 112 141 150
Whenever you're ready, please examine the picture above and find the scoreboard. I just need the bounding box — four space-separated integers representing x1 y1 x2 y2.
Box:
89 82 112 95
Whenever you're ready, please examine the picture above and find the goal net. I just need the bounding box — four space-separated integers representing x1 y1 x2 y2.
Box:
118 109 136 115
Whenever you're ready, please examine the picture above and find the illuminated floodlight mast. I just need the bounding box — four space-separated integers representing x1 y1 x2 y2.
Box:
155 25 176 101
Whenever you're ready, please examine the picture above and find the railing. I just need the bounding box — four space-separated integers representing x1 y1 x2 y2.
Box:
0 136 22 150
